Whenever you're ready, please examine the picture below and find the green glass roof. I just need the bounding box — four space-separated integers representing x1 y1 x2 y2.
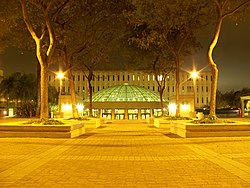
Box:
91 84 160 102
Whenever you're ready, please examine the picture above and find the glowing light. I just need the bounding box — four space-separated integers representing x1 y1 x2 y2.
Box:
181 104 190 111
168 103 177 116
191 70 198 79
62 104 71 111
57 72 64 79
76 104 84 111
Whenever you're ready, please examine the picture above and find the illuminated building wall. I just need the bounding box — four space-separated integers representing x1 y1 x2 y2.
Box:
48 70 212 109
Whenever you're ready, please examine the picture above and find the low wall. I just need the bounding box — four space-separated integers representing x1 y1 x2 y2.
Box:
83 118 101 129
154 118 171 130
0 123 85 138
170 121 250 138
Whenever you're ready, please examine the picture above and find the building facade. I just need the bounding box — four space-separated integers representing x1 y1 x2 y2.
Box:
49 69 212 110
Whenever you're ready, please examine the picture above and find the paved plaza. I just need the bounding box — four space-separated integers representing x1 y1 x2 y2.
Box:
0 119 250 187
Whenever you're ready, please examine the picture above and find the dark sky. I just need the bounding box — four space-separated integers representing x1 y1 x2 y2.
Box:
0 18 250 93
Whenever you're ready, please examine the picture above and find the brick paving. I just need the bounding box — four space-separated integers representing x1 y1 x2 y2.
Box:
0 120 250 187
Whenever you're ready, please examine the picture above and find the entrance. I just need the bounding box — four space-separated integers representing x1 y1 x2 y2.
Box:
115 109 125 120
128 109 138 119
102 109 112 119
154 109 162 117
141 109 150 119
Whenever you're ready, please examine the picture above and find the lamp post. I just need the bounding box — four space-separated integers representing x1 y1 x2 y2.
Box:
57 72 64 118
191 70 198 113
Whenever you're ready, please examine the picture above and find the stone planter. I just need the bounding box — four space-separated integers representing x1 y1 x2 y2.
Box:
0 123 85 138
83 118 101 129
154 118 171 130
170 121 250 138
146 117 154 124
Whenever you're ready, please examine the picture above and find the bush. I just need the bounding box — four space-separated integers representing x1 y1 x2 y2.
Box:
23 118 64 125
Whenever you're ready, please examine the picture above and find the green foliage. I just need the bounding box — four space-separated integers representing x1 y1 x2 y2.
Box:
0 72 37 103
23 118 64 125
216 88 250 109
67 117 90 121
163 116 192 120
16 101 36 118
191 118 235 124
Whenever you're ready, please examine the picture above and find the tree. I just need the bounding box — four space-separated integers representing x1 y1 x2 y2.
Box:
207 0 250 119
151 56 175 115
53 0 132 117
20 0 68 119
0 72 37 116
128 0 207 116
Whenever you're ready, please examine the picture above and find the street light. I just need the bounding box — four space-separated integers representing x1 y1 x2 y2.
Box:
191 70 198 113
57 72 64 118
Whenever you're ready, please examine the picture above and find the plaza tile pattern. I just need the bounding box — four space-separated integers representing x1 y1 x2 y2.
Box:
0 121 250 187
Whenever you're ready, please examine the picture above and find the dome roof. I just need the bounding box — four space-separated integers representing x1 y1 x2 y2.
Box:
91 83 160 102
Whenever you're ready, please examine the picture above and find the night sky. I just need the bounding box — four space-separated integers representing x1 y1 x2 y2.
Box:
0 18 250 93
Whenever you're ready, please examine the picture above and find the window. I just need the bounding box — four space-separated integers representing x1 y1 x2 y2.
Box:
103 75 105 81
83 86 85 90
117 75 120 81
49 76 51 82
168 86 170 92
172 86 174 92
98 86 100 91
202 97 204 104
113 75 115 81
123 75 125 81
78 75 80 81
206 86 208 92
108 75 110 81
93 87 94 92
97 75 100 81
73 76 75 81
128 75 130 81
206 76 208 81
148 75 150 81
83 76 85 81
153 86 155 91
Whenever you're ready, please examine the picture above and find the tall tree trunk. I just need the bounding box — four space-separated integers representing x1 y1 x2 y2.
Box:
175 55 180 117
159 88 164 116
207 17 222 119
67 67 79 118
36 62 41 117
87 71 93 117
40 64 49 119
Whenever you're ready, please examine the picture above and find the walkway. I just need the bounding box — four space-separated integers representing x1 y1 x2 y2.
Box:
1 120 250 187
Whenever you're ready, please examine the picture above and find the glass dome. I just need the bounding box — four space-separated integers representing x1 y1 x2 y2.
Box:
91 83 160 102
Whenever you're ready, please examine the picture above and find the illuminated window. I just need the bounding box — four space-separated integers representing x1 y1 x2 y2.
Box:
148 75 150 81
